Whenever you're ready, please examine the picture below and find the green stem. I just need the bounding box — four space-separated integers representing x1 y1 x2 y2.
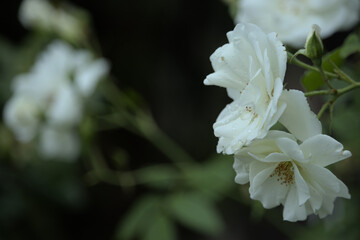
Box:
337 82 360 95
287 52 337 78
132 112 196 165
99 79 196 166
305 89 332 97
317 99 332 119
100 79 140 111
317 82 360 119
330 62 358 85
86 148 136 187
317 66 335 90
329 103 334 134
306 81 360 98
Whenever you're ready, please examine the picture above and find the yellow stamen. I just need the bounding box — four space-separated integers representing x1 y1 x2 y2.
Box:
270 162 294 186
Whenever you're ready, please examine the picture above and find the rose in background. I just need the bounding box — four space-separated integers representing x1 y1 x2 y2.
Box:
19 0 88 42
3 40 109 160
232 0 359 47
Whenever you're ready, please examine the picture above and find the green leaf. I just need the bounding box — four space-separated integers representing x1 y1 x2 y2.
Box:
340 33 360 58
116 195 160 239
331 89 360 156
302 70 324 92
135 165 179 189
320 45 345 71
167 192 224 235
143 214 176 240
302 48 344 91
111 148 130 169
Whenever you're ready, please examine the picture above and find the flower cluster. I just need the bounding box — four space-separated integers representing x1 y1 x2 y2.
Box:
4 40 109 160
234 0 359 47
19 0 86 42
204 23 351 221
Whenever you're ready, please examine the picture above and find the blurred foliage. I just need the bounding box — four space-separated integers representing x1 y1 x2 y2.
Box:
116 155 234 240
340 33 360 58
0 34 53 104
1 0 360 240
0 160 86 240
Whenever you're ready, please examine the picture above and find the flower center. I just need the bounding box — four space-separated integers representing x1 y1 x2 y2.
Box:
270 161 294 186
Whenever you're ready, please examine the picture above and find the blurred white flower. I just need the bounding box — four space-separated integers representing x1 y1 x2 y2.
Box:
19 0 85 42
204 23 287 154
46 82 83 126
3 94 43 142
38 125 80 161
75 57 110 97
236 0 360 48
4 40 109 160
234 130 351 222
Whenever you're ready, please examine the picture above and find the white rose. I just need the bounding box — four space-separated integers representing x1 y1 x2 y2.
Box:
204 23 287 154
234 130 351 222
233 92 350 221
236 0 360 48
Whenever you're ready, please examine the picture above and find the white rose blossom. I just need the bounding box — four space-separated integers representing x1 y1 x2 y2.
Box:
204 23 288 154
235 0 360 48
204 19 351 223
233 93 351 221
3 40 109 160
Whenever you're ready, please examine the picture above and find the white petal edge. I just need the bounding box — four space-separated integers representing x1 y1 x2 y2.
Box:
275 137 306 163
293 163 310 205
279 89 322 142
283 186 307 222
300 134 351 167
